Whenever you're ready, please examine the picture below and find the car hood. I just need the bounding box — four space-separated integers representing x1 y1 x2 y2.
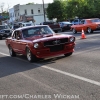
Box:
25 33 73 43
94 22 100 24
34 33 73 43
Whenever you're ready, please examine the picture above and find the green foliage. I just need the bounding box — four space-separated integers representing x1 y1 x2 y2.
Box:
47 0 67 21
26 2 34 5
47 0 100 21
0 11 9 20
66 0 100 19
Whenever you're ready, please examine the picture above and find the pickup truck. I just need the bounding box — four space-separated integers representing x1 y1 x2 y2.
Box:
71 19 82 25
40 22 61 33
6 25 75 62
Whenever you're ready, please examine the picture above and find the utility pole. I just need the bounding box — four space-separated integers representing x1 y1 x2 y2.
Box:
42 0 46 22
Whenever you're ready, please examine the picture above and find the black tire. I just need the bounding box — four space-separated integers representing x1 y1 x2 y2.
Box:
61 27 64 32
62 29 65 32
54 30 58 33
9 46 16 57
72 28 77 34
26 48 38 62
87 27 93 33
0 36 2 40
64 52 73 57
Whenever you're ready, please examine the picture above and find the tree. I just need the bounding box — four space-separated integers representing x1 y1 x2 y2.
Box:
0 2 5 13
1 11 9 20
66 0 100 19
66 0 88 19
26 2 34 5
0 2 11 22
47 0 67 21
86 0 100 18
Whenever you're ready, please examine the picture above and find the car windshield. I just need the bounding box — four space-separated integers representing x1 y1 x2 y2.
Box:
0 25 9 30
22 26 54 38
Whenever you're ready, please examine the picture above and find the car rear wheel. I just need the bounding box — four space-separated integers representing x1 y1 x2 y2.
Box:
0 36 2 40
54 30 58 33
26 48 37 62
9 46 16 57
64 52 73 57
61 27 64 32
72 28 77 34
87 27 93 33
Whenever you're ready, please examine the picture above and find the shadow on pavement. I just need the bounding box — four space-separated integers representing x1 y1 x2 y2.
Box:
0 54 67 78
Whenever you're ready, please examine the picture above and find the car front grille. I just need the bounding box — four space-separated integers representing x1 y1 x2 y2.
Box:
4 30 10 33
44 38 68 46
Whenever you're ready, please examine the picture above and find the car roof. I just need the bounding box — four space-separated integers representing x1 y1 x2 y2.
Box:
84 18 99 20
59 22 72 24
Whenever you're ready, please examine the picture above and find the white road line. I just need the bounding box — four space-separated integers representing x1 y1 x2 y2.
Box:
35 64 100 86
0 52 9 56
0 52 100 86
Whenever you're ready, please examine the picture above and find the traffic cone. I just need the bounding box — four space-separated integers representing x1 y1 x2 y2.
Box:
81 29 86 39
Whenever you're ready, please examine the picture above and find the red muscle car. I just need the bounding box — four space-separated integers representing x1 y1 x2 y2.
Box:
71 18 100 34
6 25 75 62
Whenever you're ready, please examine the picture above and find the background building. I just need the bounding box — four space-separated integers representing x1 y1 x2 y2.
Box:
9 8 15 24
9 3 49 25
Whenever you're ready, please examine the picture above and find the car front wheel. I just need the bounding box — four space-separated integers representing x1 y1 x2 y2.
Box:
0 36 2 40
64 52 73 57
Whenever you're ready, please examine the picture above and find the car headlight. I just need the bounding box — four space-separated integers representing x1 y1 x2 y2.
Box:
34 43 39 48
70 37 75 42
0 30 5 33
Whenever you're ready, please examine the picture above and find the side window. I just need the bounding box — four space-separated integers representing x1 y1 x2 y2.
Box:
80 20 85 24
12 31 16 39
12 31 21 39
74 20 78 22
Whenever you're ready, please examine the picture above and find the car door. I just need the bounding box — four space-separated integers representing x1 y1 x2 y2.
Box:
11 30 22 53
76 20 86 32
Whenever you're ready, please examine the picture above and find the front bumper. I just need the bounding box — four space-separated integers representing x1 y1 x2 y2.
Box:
31 43 75 58
0 33 11 37
62 26 71 31
52 28 62 32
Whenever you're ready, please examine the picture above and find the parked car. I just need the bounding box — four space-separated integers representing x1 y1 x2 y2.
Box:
71 18 100 34
0 25 12 40
17 22 33 27
6 25 75 62
71 18 82 25
40 22 61 33
22 22 33 27
12 24 20 30
59 22 73 32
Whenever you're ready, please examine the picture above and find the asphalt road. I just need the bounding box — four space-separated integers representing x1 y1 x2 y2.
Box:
0 31 100 100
